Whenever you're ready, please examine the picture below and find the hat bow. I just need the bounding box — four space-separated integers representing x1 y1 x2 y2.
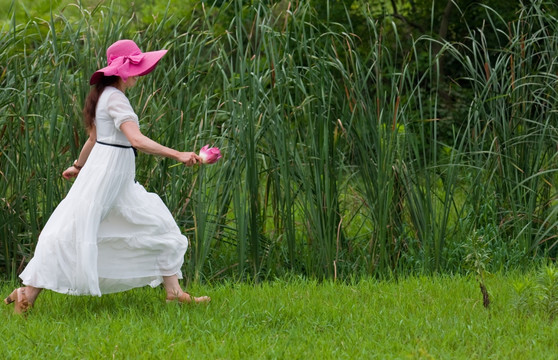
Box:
108 53 144 81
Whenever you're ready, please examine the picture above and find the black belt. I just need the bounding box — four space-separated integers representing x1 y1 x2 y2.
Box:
96 140 137 157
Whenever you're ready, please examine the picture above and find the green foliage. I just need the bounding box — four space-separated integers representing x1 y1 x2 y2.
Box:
464 230 492 279
513 264 558 321
538 265 558 320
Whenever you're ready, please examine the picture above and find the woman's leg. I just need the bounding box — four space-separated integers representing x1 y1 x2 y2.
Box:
23 286 42 303
162 275 210 304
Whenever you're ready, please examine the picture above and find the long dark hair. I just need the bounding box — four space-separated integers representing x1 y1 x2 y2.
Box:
83 75 120 131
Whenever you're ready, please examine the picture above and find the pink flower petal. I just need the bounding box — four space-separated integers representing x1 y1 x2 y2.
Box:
199 145 222 164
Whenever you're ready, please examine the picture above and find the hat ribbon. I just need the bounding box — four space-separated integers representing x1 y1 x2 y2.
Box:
108 53 144 81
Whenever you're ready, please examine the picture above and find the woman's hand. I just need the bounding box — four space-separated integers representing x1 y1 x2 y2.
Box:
62 166 80 180
177 151 202 166
62 128 95 181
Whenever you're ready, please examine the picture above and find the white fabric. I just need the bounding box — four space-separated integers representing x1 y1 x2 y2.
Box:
19 86 188 296
96 87 139 145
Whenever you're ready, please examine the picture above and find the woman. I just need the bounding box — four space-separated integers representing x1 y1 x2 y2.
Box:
4 39 210 314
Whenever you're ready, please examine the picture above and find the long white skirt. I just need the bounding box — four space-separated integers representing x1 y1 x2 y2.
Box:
19 143 188 296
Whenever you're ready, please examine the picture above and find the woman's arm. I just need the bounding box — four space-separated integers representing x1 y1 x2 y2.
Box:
120 121 201 166
62 126 97 179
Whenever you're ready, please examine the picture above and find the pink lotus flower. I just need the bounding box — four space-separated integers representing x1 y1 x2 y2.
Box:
199 145 222 164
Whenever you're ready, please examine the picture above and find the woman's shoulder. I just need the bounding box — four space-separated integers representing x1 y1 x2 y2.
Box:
100 87 131 105
102 86 125 98
102 87 138 123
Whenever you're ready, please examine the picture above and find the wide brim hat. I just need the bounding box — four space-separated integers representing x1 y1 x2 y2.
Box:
90 39 167 85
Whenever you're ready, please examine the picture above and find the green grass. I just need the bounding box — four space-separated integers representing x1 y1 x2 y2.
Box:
2 273 557 359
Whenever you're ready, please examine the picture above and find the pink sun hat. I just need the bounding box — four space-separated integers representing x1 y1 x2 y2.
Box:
89 39 168 85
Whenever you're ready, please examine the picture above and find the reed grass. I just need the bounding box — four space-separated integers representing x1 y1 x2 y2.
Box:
1 0 557 281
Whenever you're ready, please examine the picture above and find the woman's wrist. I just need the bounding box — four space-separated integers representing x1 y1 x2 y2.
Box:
73 160 83 170
169 149 182 162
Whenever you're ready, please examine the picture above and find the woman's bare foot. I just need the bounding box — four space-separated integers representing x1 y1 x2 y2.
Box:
4 288 31 314
166 291 211 304
162 275 210 304
4 286 42 314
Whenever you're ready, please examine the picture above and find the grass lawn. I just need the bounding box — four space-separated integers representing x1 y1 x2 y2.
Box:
1 273 557 359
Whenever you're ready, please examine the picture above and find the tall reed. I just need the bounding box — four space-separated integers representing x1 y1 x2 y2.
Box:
1 0 557 281
446 2 558 262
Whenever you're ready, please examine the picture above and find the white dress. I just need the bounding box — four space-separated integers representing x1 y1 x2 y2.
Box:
19 86 188 296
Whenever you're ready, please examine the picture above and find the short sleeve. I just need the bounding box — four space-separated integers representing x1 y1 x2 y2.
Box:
107 91 139 130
